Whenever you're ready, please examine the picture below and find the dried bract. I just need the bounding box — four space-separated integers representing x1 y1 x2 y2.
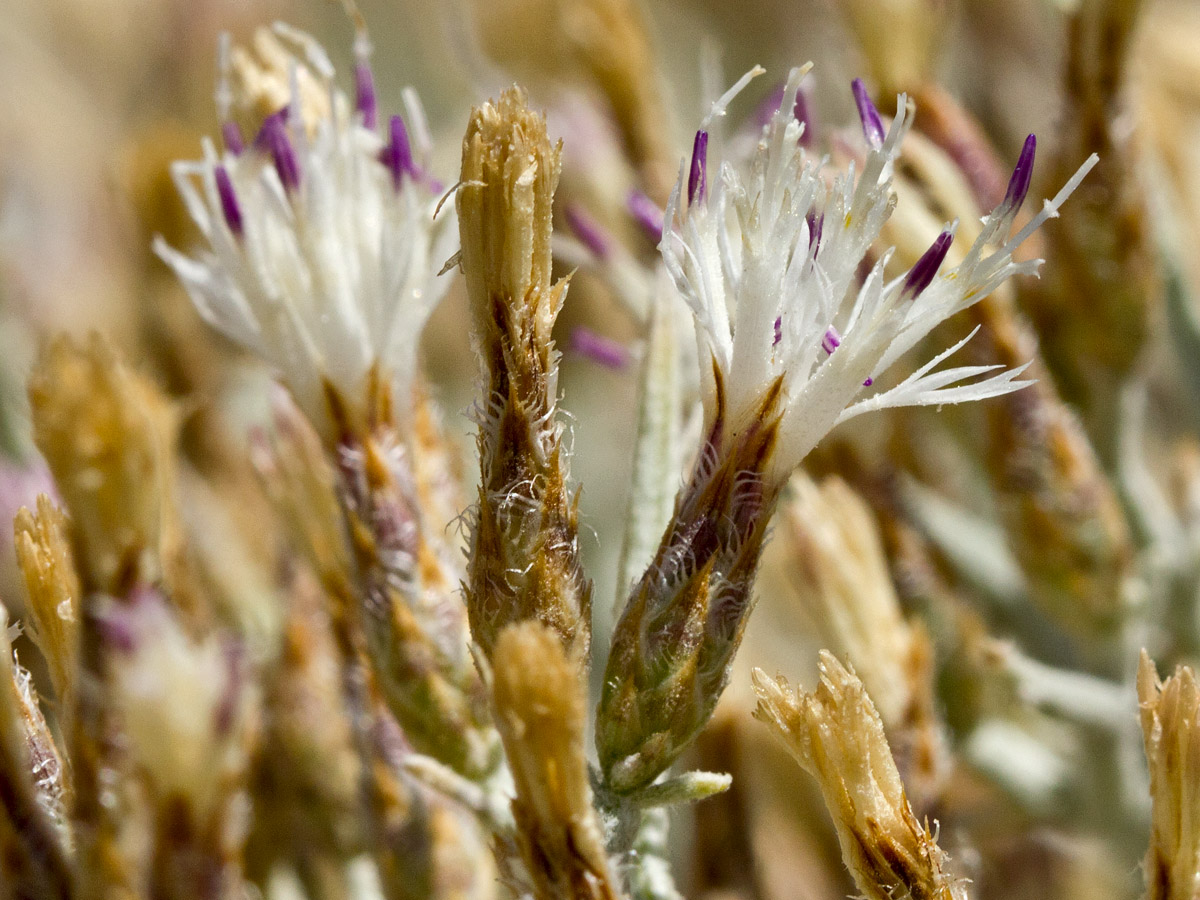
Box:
1138 651 1200 900
490 622 618 900
458 88 591 663
14 495 81 715
0 602 72 900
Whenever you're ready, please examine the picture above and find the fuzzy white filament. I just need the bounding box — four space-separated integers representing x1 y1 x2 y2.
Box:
661 65 1097 484
154 25 457 432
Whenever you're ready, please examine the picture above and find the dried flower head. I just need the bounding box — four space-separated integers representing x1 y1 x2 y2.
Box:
155 24 456 439
458 88 591 663
28 334 179 596
490 622 619 900
1138 650 1200 900
472 0 675 201
753 653 966 900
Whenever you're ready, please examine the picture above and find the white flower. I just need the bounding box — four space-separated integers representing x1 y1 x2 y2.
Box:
154 25 457 436
661 66 1097 484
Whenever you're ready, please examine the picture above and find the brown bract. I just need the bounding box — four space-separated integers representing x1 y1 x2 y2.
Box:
597 371 784 795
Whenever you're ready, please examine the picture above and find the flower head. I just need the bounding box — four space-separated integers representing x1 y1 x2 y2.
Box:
661 66 1097 485
753 653 967 900
155 25 456 439
597 66 1097 799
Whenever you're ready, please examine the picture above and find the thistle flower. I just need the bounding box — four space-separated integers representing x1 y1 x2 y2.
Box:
752 653 967 900
1138 650 1200 900
161 27 498 786
662 68 1096 483
597 67 1095 795
154 24 456 439
457 88 592 663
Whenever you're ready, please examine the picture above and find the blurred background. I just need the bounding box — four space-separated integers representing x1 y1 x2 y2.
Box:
5 1 1200 898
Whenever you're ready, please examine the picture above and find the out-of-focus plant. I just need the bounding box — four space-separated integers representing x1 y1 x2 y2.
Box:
0 1 1198 900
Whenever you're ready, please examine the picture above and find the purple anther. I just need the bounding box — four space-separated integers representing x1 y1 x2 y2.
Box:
627 189 664 243
565 204 612 260
688 130 709 205
851 78 885 149
756 84 786 128
255 111 301 193
863 377 874 387
821 325 842 355
806 211 824 254
756 83 814 144
222 120 245 155
773 316 783 346
379 114 414 191
1002 134 1036 212
903 228 955 298
570 327 630 369
214 165 243 237
355 61 378 130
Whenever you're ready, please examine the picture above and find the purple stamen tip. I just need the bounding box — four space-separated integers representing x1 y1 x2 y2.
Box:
1003 133 1037 212
807 211 824 254
756 84 786 129
688 130 709 206
863 377 874 387
821 325 842 355
221 120 244 155
95 609 138 654
773 316 783 346
355 61 378 130
565 205 612 260
214 165 243 237
903 228 955 298
851 78 885 149
380 114 414 191
627 189 664 243
255 111 300 193
570 327 630 369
